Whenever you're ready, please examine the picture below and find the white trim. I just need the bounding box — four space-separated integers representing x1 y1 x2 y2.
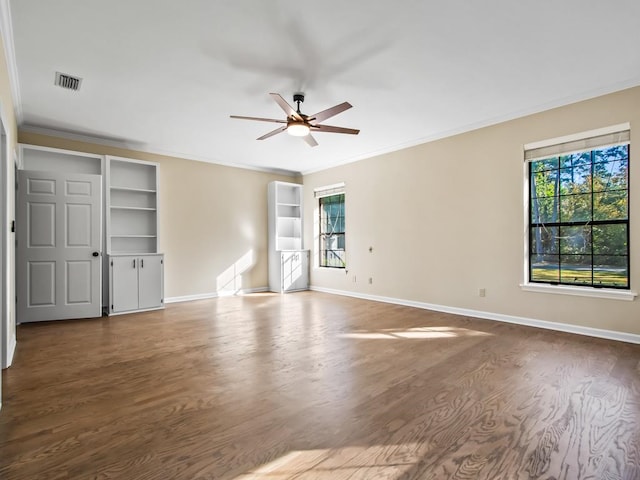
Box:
523 122 631 151
0 0 22 122
165 287 269 304
19 125 298 177
0 94 17 372
4 334 15 368
106 154 159 168
309 286 640 345
522 159 530 288
19 143 104 162
520 283 636 301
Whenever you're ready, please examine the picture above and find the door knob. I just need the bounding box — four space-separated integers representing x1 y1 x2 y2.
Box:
92 251 100 257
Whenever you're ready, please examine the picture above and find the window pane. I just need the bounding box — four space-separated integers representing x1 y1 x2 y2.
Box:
593 191 627 220
530 256 559 283
531 157 558 173
531 226 558 256
530 196 558 224
593 255 628 288
559 225 591 255
531 169 558 198
560 152 591 170
560 194 591 222
560 255 592 285
593 224 627 255
559 153 591 195
593 158 628 192
593 145 629 164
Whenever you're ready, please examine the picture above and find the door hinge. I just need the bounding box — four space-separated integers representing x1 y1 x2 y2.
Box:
11 220 15 233
161 259 163 264
110 261 113 266
111 304 114 310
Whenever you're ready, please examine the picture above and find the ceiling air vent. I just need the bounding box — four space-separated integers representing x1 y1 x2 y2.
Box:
54 72 82 91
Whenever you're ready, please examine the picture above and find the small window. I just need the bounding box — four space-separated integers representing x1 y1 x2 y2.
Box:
526 127 630 289
319 193 346 268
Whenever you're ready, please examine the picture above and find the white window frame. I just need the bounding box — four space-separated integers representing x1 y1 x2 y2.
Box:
520 123 636 301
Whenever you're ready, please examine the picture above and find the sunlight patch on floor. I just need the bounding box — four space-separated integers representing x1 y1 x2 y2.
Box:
339 326 492 340
234 443 424 479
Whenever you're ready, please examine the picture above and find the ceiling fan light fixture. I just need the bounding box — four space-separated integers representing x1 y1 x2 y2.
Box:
287 122 310 137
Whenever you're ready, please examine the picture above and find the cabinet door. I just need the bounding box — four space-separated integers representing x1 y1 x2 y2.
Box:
281 251 308 292
138 255 163 309
281 251 294 292
111 256 139 312
292 251 309 291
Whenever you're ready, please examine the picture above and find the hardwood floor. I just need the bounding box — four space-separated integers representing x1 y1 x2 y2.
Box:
1 291 639 479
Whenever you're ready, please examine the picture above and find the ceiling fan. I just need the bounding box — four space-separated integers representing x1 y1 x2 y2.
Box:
230 93 359 147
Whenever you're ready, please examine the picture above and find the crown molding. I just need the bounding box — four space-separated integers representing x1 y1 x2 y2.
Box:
0 0 22 122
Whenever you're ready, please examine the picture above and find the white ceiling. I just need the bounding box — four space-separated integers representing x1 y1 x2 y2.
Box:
7 0 640 175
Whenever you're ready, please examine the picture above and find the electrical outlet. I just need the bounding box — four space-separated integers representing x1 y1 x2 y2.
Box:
479 288 486 297
368 277 373 284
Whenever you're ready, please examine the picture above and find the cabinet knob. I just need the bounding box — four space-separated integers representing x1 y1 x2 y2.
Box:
92 251 100 257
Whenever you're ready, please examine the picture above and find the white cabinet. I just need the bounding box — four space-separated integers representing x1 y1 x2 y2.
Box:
268 181 309 293
109 254 164 314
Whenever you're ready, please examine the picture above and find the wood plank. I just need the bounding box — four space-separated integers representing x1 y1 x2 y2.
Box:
1 292 639 479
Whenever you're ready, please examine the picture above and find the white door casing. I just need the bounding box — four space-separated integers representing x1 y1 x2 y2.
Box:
17 170 102 322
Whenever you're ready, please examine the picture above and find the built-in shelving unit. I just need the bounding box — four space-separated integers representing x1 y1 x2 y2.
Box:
106 157 159 255
106 156 163 315
268 181 309 293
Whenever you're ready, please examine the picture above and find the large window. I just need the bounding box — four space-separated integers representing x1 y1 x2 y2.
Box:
319 193 346 268
527 128 629 289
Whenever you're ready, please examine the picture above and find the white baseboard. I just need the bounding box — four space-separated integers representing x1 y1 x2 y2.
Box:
165 287 269 304
310 286 640 345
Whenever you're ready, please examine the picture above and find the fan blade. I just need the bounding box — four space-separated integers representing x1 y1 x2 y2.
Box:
230 115 286 124
302 133 318 147
257 126 287 140
270 93 303 121
308 102 352 123
311 124 360 135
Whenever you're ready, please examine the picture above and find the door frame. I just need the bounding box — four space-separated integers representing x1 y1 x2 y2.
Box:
1 105 16 370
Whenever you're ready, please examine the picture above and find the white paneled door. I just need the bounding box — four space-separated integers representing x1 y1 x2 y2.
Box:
17 171 102 322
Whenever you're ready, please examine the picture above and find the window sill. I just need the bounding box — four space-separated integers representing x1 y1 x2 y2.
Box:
520 283 637 301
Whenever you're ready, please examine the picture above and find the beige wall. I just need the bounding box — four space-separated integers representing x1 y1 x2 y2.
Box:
303 86 640 336
18 132 294 299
